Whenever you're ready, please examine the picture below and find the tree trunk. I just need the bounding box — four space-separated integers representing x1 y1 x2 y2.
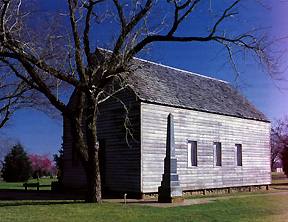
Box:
85 96 102 203
68 91 102 203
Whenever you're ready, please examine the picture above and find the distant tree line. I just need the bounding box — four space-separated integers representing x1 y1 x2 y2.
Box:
1 143 58 182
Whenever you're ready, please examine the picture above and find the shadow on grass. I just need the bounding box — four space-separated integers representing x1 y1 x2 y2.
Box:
0 189 85 202
0 200 84 207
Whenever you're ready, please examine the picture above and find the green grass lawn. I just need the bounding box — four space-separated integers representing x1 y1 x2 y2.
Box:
0 193 287 222
0 177 57 190
0 174 287 221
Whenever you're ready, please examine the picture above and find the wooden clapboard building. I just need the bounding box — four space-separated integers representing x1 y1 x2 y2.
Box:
62 57 271 196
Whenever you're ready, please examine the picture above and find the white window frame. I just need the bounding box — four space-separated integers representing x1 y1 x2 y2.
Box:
188 141 197 167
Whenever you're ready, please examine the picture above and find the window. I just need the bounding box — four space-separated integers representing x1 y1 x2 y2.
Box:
236 144 242 166
213 142 222 166
188 141 197 167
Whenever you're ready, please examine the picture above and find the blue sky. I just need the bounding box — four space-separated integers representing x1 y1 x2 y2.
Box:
1 1 288 157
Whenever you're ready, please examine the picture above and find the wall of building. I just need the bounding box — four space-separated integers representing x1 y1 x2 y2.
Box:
96 90 141 193
141 102 271 193
62 115 87 189
62 90 141 193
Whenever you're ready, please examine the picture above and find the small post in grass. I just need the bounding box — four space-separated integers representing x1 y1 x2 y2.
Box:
124 193 127 204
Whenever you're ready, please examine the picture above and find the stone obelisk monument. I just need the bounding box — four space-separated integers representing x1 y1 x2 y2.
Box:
158 113 184 203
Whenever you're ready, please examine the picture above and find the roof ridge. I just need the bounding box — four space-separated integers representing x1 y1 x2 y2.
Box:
97 47 228 83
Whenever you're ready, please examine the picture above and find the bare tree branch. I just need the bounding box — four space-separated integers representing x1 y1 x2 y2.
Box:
67 0 86 81
112 0 126 31
167 0 201 37
125 0 257 61
0 102 11 128
0 68 32 128
209 0 240 38
111 0 153 58
84 0 106 63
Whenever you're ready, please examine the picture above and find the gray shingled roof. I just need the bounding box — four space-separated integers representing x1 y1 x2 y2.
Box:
128 58 268 122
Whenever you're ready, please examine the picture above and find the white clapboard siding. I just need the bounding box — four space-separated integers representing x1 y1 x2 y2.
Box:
140 102 271 193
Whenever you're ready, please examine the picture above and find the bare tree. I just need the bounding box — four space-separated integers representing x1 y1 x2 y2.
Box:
271 118 288 175
271 119 288 171
0 0 274 202
281 137 288 178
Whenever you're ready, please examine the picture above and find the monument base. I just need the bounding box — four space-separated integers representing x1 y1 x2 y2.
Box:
158 186 184 203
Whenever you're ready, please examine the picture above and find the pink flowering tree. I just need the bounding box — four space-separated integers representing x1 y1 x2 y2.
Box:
29 154 56 178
